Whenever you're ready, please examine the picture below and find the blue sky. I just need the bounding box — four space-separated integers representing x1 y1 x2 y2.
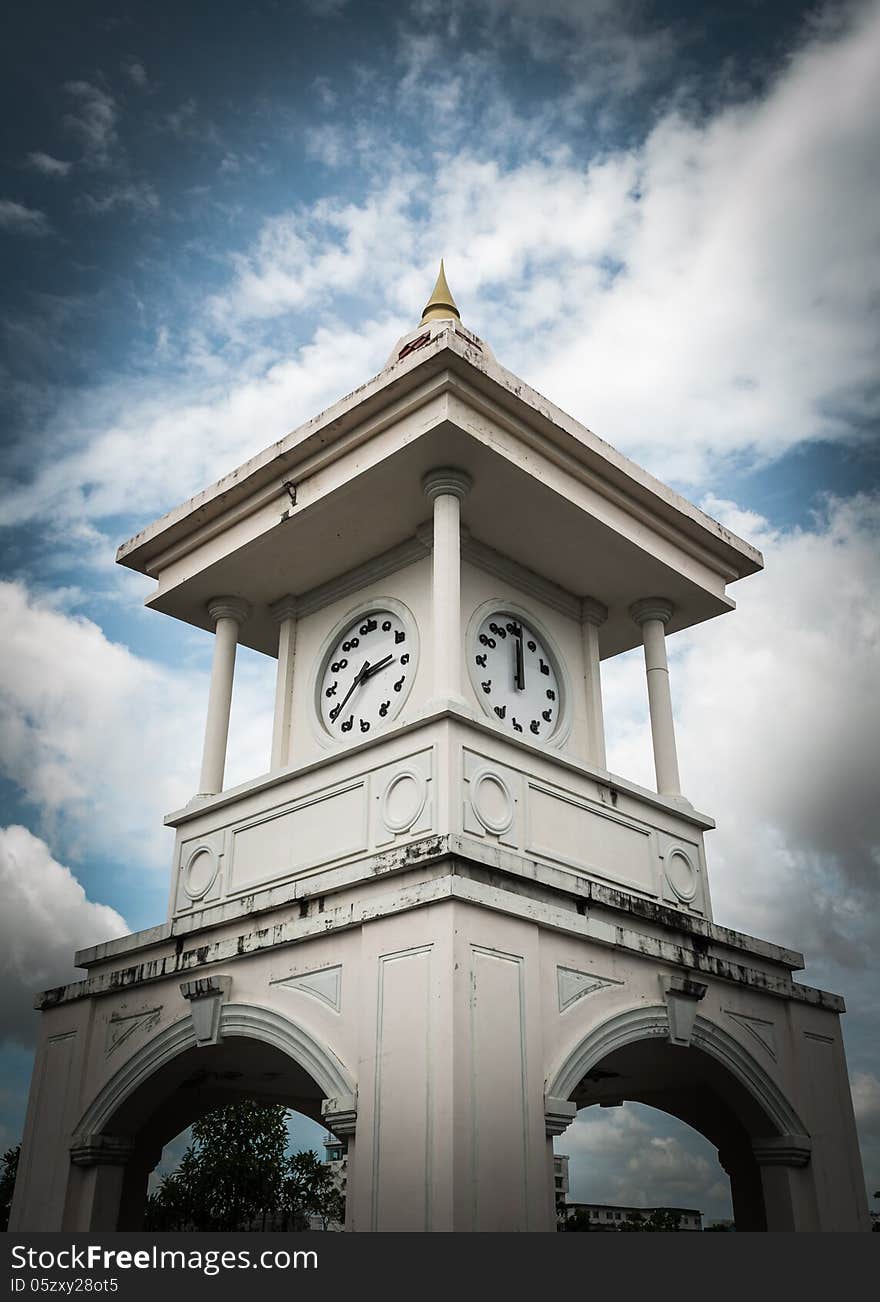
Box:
1 0 878 1223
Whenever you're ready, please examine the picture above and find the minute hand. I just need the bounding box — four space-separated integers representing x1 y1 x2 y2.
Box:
336 660 370 714
361 654 394 681
514 633 525 690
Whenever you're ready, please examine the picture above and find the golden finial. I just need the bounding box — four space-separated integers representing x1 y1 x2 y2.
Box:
420 259 460 324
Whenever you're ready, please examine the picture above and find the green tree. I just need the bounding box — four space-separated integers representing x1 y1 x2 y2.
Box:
0 1145 20 1232
145 1101 343 1231
619 1207 684 1232
561 1208 596 1231
284 1150 345 1231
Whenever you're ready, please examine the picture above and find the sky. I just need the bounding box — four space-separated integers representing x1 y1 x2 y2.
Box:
1 0 878 1226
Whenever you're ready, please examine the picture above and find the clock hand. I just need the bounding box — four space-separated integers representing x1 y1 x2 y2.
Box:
336 660 370 714
514 631 525 691
360 654 394 681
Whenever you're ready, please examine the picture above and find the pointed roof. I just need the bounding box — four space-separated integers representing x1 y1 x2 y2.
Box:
420 260 460 323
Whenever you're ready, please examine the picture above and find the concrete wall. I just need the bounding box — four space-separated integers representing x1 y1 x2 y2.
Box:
10 871 869 1233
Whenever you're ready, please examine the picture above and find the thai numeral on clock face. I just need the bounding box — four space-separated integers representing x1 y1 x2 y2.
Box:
473 612 560 741
321 611 413 736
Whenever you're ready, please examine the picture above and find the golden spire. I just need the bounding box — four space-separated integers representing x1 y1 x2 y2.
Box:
420 259 460 324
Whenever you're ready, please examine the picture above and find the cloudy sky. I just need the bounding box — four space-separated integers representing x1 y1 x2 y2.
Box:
1 0 878 1223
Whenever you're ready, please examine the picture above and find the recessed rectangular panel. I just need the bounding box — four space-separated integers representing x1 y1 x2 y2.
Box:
373 946 432 1231
21 1032 76 1228
470 946 529 1231
526 783 657 894
228 782 368 893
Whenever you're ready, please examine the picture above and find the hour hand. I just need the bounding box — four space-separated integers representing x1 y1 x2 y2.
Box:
361 654 394 681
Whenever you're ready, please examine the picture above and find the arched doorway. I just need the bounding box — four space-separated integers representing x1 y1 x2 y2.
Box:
559 1101 734 1229
547 1007 815 1232
65 1004 356 1231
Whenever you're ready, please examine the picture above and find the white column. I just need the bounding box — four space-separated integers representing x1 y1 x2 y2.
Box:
752 1137 818 1232
65 1136 134 1231
422 467 472 709
199 596 250 797
581 598 608 769
630 598 681 797
270 595 298 772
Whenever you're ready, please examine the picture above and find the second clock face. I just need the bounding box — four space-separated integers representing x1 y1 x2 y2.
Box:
472 611 561 740
319 609 414 738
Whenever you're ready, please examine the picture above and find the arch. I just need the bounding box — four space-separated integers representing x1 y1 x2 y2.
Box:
545 1004 809 1141
73 1002 357 1143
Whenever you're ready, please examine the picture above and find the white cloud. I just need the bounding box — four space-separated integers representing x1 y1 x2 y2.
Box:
605 492 880 967
161 99 220 148
0 200 50 237
561 1103 732 1219
0 826 127 1046
464 0 679 100
679 494 879 967
595 491 880 1202
303 124 346 168
121 59 150 89
25 152 72 178
78 180 160 215
851 1072 880 1136
1 4 877 526
0 580 273 875
63 81 118 169
0 316 398 529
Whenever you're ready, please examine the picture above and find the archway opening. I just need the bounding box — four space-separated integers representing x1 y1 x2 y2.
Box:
556 1032 779 1231
145 1099 343 1231
558 1102 734 1230
89 1032 345 1230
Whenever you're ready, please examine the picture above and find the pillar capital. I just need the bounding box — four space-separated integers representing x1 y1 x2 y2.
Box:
422 466 473 502
269 593 299 623
752 1135 813 1168
70 1134 135 1168
544 1095 577 1138
207 595 250 626
581 596 608 627
630 597 674 626
322 1092 358 1138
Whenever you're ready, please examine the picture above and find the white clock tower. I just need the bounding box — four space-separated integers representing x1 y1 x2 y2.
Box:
11 266 869 1232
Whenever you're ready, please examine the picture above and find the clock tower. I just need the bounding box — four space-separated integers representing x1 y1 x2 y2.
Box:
10 267 869 1232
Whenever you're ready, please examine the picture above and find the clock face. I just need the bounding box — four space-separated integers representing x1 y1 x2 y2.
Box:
471 611 561 740
319 609 414 738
